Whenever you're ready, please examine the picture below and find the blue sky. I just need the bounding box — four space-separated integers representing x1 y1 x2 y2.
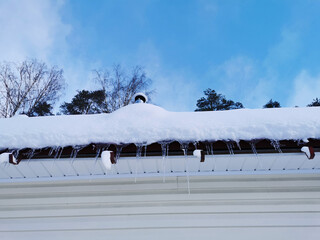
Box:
1 0 320 111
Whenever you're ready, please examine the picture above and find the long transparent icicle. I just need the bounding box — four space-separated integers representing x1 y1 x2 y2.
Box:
160 141 170 183
250 141 262 171
205 142 215 171
134 143 144 183
180 142 190 194
225 142 234 172
269 140 283 170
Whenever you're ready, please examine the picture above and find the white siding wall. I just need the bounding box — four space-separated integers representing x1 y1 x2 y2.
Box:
0 174 320 240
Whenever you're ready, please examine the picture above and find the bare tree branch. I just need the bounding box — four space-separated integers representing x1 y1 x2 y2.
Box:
0 59 65 118
93 64 153 113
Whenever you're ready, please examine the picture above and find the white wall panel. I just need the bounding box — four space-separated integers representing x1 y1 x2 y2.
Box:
0 174 320 240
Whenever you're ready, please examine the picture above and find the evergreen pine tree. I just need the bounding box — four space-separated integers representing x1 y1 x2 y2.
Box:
195 89 244 111
307 98 320 107
28 102 53 117
263 99 281 108
60 90 106 115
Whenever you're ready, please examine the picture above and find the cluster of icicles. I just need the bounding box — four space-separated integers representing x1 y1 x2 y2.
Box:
1 139 295 166
0 139 310 194
3 139 285 159
1 140 288 171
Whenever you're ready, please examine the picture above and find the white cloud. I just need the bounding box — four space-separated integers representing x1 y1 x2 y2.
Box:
264 28 301 70
289 70 320 107
0 0 70 62
0 0 91 109
134 41 201 111
208 56 273 108
207 25 305 109
148 70 199 111
214 56 255 84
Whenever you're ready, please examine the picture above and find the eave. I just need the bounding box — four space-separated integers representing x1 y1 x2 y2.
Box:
1 152 319 183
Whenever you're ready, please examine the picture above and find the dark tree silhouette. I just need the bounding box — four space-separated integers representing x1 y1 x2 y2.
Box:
28 101 53 117
60 90 106 115
263 99 281 108
195 89 244 111
307 98 320 107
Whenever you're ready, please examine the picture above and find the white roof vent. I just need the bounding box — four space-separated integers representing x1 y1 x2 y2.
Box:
133 92 148 103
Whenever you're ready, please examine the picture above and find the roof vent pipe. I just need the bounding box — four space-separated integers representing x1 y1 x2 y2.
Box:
133 92 148 103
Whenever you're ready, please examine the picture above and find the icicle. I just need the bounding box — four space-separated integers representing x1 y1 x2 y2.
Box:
179 142 191 194
225 142 234 155
70 145 84 164
65 145 82 177
26 148 36 164
159 141 170 183
250 141 258 156
49 147 56 156
205 142 214 155
115 145 123 161
50 147 65 176
27 149 35 159
270 140 283 153
134 143 145 182
224 142 235 172
70 149 76 161
144 144 147 157
54 147 63 159
90 144 105 175
160 141 171 158
95 148 101 161
135 143 143 158
249 141 261 171
204 142 216 171
236 141 242 151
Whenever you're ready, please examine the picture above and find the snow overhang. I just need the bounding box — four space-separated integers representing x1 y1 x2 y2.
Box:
0 104 320 150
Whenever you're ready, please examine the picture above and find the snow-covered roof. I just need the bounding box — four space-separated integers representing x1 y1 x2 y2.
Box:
0 103 320 149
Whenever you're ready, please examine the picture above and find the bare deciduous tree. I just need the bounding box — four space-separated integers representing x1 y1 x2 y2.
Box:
0 59 65 117
93 65 153 113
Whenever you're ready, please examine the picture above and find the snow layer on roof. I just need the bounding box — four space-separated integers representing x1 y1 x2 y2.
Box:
0 103 320 149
